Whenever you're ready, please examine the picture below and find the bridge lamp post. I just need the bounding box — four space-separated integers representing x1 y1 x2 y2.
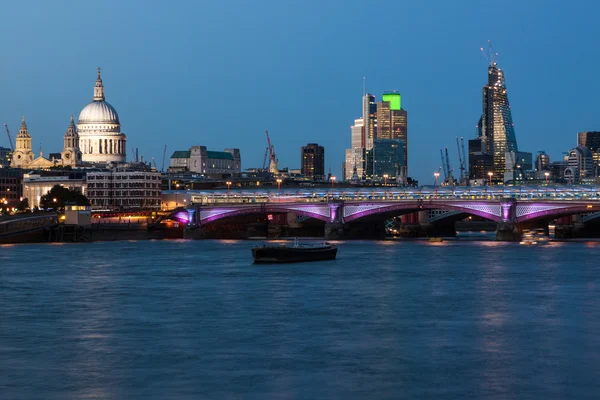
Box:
434 172 440 191
545 171 550 186
226 181 232 198
276 178 282 193
383 174 389 187
330 176 336 199
487 172 493 187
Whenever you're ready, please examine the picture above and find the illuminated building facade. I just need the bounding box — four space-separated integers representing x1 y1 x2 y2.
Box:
577 131 600 169
169 146 241 178
345 118 365 180
0 147 11 167
86 166 161 210
301 143 325 181
377 92 408 178
479 61 519 181
363 94 377 150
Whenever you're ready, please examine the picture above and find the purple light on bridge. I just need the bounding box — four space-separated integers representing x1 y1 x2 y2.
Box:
173 211 190 224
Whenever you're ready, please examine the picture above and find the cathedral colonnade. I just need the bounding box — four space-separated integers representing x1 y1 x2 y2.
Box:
81 138 126 156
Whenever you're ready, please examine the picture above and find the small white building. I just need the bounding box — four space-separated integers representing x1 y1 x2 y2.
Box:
24 174 87 209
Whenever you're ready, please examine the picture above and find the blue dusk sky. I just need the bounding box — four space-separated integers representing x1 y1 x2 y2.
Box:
0 0 597 183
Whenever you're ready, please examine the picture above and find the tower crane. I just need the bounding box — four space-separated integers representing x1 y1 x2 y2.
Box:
4 124 14 151
445 146 454 185
161 144 167 172
265 130 278 174
456 136 465 184
460 137 467 183
440 149 448 181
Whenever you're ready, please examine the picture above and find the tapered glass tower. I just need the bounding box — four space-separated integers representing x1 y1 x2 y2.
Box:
480 61 518 180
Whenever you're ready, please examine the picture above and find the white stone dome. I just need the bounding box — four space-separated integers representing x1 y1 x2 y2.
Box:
78 100 120 125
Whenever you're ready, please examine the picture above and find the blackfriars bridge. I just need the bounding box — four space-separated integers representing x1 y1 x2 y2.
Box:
161 186 600 241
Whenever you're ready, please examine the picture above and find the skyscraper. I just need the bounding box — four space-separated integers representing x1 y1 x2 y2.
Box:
344 118 365 181
577 131 600 170
301 143 325 181
479 60 519 181
377 92 407 179
363 94 377 150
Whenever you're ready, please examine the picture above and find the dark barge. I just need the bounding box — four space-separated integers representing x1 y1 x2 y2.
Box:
252 240 337 264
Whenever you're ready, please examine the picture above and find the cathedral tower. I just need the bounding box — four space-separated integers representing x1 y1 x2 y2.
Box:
61 115 82 167
10 116 34 168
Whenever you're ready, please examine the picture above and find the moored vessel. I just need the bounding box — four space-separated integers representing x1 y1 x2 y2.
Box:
252 238 337 264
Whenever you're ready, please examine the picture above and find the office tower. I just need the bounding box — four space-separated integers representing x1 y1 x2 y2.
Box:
565 146 594 183
345 148 364 181
468 138 493 180
0 146 11 167
301 143 325 181
363 94 377 150
535 151 550 171
478 59 519 181
377 92 407 177
351 118 364 149
372 139 404 180
344 118 365 181
577 131 600 169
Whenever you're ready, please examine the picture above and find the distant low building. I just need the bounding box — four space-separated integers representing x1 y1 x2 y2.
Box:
24 172 86 209
169 146 241 178
565 146 594 184
0 146 11 167
86 165 161 211
0 168 23 206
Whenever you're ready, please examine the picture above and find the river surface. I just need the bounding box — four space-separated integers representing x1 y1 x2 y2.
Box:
1 239 600 399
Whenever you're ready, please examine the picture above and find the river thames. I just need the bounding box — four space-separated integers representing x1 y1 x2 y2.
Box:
1 238 599 399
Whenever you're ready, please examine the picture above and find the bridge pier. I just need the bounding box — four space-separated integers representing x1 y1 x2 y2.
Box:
495 199 522 241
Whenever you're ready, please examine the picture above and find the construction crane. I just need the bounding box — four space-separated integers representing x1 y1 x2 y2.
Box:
445 146 454 185
261 147 269 171
265 130 278 174
456 136 466 184
440 149 448 181
4 124 14 151
161 144 167 172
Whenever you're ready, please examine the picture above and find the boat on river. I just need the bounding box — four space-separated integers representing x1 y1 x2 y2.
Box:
252 239 337 264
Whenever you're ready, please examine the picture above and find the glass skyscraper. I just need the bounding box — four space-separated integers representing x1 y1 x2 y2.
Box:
363 94 377 150
377 92 407 178
479 62 519 181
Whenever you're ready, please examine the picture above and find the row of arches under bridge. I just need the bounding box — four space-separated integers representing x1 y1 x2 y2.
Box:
160 201 600 231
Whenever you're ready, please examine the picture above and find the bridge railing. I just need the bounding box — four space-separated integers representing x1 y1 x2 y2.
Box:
168 186 600 207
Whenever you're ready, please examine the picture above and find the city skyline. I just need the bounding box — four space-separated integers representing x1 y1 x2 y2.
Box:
0 0 597 183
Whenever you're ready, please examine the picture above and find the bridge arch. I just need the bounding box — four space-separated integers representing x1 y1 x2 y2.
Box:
197 204 332 225
515 203 599 223
342 202 503 223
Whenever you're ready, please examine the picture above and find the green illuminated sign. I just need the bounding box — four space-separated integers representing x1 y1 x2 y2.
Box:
382 93 401 110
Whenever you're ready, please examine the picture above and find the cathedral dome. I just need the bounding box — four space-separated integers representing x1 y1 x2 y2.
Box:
78 100 120 124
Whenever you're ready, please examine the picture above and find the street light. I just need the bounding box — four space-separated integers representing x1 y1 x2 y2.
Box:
226 181 232 198
330 176 336 190
544 171 550 185
276 178 282 192
487 172 493 187
434 172 440 188
383 174 389 187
